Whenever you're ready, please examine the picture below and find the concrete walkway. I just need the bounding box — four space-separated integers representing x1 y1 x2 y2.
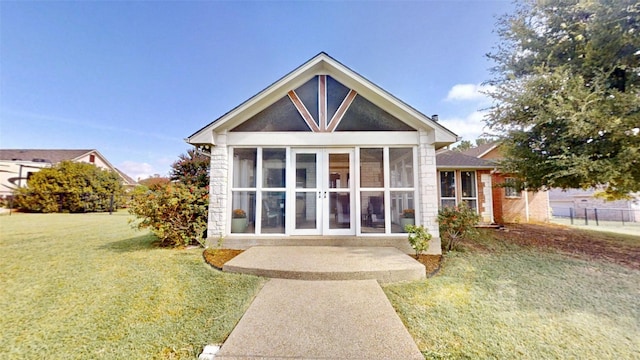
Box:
214 278 423 360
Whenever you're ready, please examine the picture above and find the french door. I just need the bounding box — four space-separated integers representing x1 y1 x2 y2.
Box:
291 148 354 235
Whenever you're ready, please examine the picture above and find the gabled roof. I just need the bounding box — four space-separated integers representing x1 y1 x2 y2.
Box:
461 142 500 159
0 149 137 186
0 149 93 163
435 149 496 169
115 168 138 186
187 52 459 148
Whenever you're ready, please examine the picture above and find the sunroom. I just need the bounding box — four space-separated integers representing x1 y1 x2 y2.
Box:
187 53 458 254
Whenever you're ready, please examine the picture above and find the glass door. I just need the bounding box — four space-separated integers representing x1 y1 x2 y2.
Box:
325 149 354 235
290 148 355 236
291 150 321 235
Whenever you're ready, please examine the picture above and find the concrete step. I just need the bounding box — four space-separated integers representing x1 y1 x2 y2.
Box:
223 246 426 283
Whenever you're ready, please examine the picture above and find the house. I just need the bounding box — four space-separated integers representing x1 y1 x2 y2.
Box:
549 188 639 222
0 149 137 197
434 142 550 224
187 53 459 254
434 149 496 223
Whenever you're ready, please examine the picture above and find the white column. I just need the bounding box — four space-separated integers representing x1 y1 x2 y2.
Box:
417 129 441 254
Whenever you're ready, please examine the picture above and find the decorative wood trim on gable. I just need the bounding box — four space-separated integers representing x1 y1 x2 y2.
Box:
319 75 327 131
326 90 357 132
288 90 321 132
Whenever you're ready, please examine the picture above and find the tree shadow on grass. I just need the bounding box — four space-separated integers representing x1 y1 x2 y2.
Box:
99 234 161 253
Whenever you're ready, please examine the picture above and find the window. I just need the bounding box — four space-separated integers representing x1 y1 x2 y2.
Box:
439 171 456 208
460 171 477 211
231 148 286 234
89 154 95 163
231 149 257 233
504 177 521 198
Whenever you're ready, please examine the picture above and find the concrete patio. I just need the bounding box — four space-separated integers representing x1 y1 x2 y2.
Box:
222 245 426 283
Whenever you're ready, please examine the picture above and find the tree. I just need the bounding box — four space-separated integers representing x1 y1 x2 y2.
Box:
170 149 210 188
451 138 496 152
485 0 640 199
14 161 124 213
451 140 474 152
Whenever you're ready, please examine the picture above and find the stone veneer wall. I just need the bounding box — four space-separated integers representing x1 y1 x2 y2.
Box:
418 130 441 254
207 133 228 242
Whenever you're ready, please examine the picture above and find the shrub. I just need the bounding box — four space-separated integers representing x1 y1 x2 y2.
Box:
13 161 123 213
405 224 432 258
438 202 481 251
128 183 209 247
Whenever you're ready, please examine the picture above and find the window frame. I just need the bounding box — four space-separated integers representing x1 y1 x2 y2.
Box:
504 177 522 198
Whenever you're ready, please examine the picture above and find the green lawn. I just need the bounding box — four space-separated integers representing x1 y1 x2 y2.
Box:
0 212 264 359
384 230 640 359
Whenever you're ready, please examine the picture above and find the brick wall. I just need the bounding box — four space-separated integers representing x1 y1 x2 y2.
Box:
492 174 549 223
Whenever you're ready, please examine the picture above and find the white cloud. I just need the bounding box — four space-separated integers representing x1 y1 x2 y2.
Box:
118 161 159 181
445 83 494 102
438 110 489 143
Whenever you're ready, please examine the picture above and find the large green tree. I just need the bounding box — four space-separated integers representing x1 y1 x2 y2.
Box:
485 0 640 199
14 161 124 213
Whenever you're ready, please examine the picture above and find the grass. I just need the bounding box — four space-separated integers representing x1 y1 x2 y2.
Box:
384 230 640 359
0 212 264 359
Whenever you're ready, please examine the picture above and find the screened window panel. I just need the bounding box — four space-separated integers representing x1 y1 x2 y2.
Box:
389 148 414 188
262 149 286 188
232 148 257 188
361 191 385 233
294 76 319 126
327 76 350 121
261 191 285 233
296 154 317 188
231 191 255 234
231 97 311 132
360 148 384 188
336 95 415 131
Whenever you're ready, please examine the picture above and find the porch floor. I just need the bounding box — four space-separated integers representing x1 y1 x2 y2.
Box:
222 246 426 283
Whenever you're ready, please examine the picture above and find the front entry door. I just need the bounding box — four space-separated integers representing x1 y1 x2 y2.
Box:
291 149 354 235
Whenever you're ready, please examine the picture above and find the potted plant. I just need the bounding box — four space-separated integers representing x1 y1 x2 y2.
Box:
231 209 247 233
400 209 415 232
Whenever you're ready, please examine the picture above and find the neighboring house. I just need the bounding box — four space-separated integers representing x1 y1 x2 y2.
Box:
435 142 550 224
186 53 459 254
0 149 137 197
435 149 496 224
549 188 639 222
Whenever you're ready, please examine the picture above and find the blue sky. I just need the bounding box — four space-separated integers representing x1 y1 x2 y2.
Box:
1 1 512 180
